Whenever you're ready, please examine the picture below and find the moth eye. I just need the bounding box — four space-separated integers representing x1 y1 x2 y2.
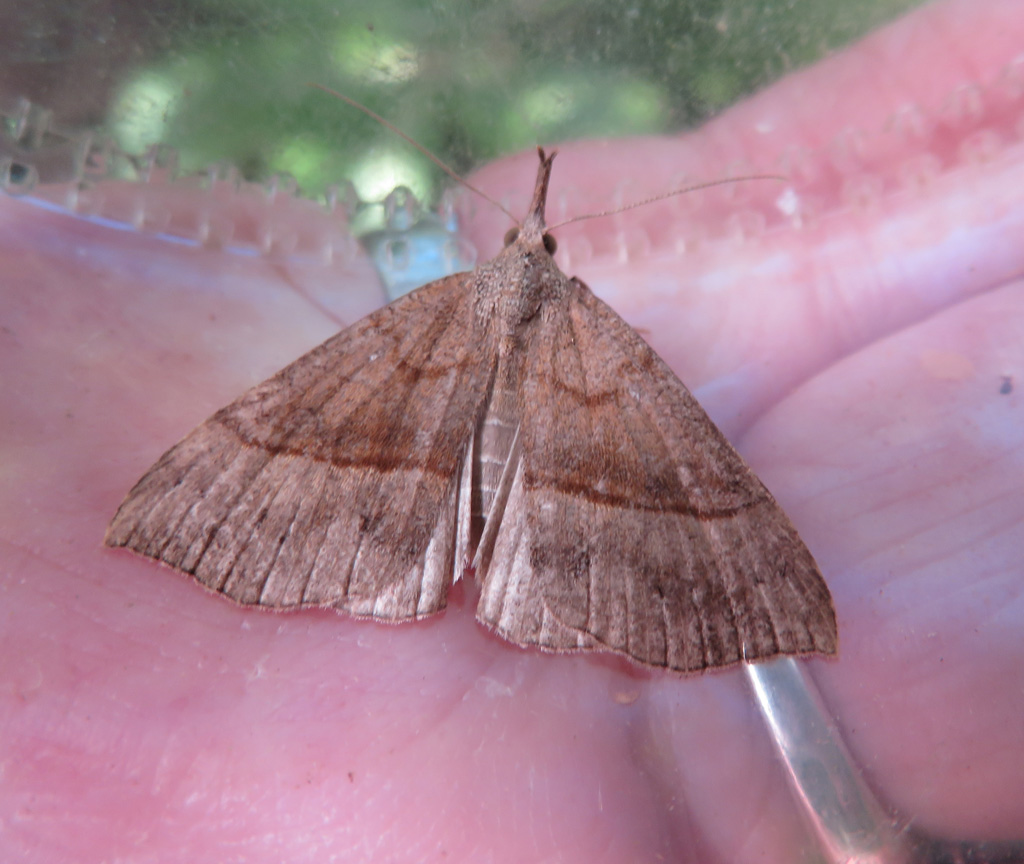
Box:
503 227 519 247
542 233 557 255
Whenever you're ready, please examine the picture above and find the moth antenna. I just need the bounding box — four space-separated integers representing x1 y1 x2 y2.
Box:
546 174 788 231
310 84 519 224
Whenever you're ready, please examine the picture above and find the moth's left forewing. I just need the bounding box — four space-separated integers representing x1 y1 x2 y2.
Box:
476 278 837 674
106 273 495 621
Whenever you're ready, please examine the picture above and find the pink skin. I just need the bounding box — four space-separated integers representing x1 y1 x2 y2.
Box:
3 0 1023 860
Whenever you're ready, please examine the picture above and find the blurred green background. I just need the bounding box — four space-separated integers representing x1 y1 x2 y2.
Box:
4 0 923 205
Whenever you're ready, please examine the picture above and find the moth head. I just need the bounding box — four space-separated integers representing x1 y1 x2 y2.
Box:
503 226 558 256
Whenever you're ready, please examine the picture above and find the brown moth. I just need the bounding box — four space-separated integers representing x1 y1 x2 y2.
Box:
105 149 837 674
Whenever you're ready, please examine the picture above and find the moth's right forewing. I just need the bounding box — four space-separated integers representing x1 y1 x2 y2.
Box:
476 280 837 673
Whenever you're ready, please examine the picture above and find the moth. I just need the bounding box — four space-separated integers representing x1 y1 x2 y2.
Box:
106 148 837 674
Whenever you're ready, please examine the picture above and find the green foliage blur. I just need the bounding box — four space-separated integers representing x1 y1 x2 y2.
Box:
107 0 921 203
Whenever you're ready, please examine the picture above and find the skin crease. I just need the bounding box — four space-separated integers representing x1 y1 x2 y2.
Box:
2 0 1023 860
